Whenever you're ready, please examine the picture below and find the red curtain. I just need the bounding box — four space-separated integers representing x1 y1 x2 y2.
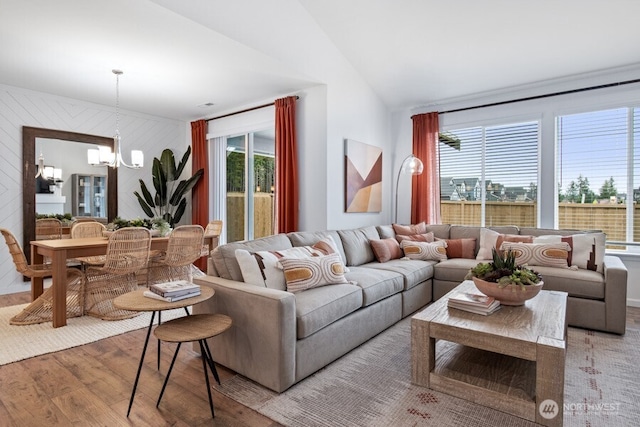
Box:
191 119 209 270
275 96 299 233
411 112 441 224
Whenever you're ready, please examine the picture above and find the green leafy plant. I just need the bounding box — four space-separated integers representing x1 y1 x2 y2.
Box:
465 248 542 290
134 147 204 227
105 216 171 236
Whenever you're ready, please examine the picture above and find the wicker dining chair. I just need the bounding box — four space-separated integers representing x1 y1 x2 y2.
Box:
202 219 223 256
147 225 205 286
35 218 63 240
70 221 107 268
83 227 151 320
1 228 84 325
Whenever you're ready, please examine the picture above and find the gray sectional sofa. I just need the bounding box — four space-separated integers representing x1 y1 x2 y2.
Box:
193 224 628 393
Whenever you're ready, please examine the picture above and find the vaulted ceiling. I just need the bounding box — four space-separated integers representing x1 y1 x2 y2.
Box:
2 0 639 121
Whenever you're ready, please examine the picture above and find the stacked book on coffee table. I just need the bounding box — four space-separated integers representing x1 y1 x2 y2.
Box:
447 291 501 315
144 280 201 302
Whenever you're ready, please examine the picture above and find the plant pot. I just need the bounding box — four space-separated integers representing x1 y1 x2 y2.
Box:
471 277 544 306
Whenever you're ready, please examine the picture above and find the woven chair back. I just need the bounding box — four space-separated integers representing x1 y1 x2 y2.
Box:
205 220 223 237
102 227 151 275
163 225 205 267
71 221 106 238
35 218 63 240
0 227 53 278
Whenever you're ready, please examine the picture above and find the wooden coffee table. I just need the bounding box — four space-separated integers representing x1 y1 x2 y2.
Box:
411 280 567 426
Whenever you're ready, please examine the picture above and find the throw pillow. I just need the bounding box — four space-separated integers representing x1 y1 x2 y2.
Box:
235 237 340 290
279 253 350 293
476 228 534 260
435 238 476 259
392 222 427 236
400 240 448 261
532 233 605 272
370 238 403 263
395 232 435 243
500 242 572 269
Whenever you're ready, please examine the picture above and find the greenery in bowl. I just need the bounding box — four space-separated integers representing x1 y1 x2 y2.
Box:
465 248 542 290
105 216 171 236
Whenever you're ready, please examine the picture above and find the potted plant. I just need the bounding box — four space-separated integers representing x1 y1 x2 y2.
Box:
134 147 204 227
105 216 171 236
465 248 543 305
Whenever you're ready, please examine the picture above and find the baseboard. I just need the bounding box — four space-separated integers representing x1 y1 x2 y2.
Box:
627 298 640 308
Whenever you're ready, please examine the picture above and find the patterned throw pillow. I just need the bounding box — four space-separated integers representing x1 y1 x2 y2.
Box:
532 233 605 272
435 238 476 259
235 236 340 290
400 240 448 261
392 222 427 236
280 254 350 293
395 232 435 243
370 238 403 263
476 228 534 260
500 242 571 269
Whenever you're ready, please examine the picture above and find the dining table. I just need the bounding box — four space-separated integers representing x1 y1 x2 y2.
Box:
30 233 219 328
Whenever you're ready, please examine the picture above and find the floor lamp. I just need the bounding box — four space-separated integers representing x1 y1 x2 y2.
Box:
395 154 424 223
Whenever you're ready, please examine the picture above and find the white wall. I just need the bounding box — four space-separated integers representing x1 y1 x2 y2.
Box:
392 66 640 307
0 84 187 295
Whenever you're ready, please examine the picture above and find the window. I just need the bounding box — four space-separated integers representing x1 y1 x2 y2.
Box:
557 107 640 244
440 121 539 227
225 130 275 243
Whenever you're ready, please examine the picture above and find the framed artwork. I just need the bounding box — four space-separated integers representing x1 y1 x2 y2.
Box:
344 139 382 213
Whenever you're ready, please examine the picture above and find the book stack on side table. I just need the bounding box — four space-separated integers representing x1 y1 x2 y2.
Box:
144 280 201 302
447 291 501 315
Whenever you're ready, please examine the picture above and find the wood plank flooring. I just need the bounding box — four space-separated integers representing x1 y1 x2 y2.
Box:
2 289 639 427
0 290 282 427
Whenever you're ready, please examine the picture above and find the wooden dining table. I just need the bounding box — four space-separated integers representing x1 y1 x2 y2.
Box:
30 233 219 328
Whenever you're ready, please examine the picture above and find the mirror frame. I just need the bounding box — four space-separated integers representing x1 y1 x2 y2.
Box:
22 126 118 263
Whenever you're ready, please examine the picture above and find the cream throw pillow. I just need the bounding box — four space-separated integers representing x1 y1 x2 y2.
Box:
400 240 448 261
280 253 350 293
500 242 571 269
476 228 533 260
532 233 605 273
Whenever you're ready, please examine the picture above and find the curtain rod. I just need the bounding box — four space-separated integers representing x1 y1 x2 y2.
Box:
438 77 640 115
206 95 300 122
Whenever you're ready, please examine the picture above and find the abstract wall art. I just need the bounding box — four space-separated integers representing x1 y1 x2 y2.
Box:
344 139 382 213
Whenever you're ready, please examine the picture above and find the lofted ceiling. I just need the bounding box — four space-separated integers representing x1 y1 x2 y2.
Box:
1 0 639 121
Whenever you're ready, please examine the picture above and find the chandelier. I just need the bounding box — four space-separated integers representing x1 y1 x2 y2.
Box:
87 69 143 169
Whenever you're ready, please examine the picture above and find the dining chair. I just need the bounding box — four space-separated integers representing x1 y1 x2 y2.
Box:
147 225 205 286
83 227 151 320
203 219 223 256
1 228 84 325
70 221 108 268
35 218 63 240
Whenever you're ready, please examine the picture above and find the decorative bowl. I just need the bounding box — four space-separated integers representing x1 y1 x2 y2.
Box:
472 277 544 306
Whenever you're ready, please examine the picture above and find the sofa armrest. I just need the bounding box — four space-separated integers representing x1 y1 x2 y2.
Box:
603 255 628 334
193 275 297 392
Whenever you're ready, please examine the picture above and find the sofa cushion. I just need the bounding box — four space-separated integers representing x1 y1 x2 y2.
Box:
435 238 476 259
392 222 427 236
294 283 363 339
401 240 448 261
533 233 606 273
500 241 571 269
434 258 481 283
370 238 403 263
426 224 451 239
529 265 605 299
338 226 379 266
344 266 404 306
280 254 351 293
287 231 347 264
476 228 533 260
363 259 435 291
235 236 340 290
376 224 395 239
211 233 293 281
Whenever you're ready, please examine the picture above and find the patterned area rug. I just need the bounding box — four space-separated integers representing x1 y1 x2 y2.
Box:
0 304 187 365
217 317 640 426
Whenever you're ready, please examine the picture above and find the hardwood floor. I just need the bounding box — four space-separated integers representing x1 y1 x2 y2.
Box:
2 290 639 427
0 290 282 427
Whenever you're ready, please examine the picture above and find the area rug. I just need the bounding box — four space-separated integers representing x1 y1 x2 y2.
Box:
217 318 640 426
0 304 187 365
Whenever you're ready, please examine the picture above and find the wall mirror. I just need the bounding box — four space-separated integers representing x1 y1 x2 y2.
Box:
22 126 118 263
